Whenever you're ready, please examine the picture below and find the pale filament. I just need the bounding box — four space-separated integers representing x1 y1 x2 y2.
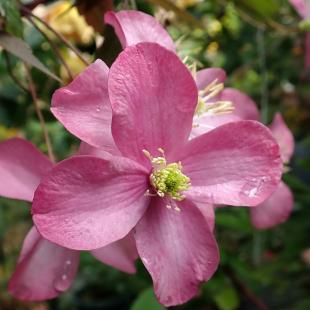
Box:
196 78 235 117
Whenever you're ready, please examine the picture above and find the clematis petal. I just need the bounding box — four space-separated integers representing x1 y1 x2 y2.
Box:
196 68 226 90
191 113 241 138
218 88 260 120
91 232 138 274
135 198 219 307
78 141 120 158
0 138 53 202
176 120 282 207
109 42 197 165
51 59 116 149
9 226 79 301
32 156 150 250
269 113 294 163
250 182 294 229
187 199 215 232
289 0 307 18
105 10 175 51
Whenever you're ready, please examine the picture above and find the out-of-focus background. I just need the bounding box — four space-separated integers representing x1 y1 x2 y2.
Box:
0 0 310 309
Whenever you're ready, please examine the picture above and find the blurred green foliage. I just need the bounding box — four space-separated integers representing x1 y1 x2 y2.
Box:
0 0 310 309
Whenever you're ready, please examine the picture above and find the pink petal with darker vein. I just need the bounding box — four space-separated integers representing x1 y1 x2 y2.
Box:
51 60 116 149
196 68 226 90
0 138 53 202
176 121 282 207
269 113 294 163
135 198 219 307
109 42 197 165
250 182 294 229
105 10 175 51
91 232 138 274
32 156 150 250
191 113 241 138
9 227 79 301
218 88 260 121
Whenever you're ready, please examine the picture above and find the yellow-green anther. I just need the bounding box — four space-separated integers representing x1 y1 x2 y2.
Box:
150 162 191 201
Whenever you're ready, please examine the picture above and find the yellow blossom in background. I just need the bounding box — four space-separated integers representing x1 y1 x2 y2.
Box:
207 41 219 55
173 0 202 9
33 0 94 45
207 19 222 37
0 125 19 140
60 49 93 84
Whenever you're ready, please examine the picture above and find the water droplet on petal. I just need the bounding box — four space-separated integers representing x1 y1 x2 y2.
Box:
248 187 258 198
241 177 267 199
54 273 71 292
96 106 101 112
141 257 149 265
54 259 74 292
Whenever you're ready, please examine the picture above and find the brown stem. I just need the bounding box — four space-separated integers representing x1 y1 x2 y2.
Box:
25 15 74 82
21 6 90 66
218 0 298 33
24 64 56 163
21 0 47 15
224 266 270 310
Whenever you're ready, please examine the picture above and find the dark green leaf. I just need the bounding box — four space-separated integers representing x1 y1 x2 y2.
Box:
239 0 279 18
0 0 23 37
131 288 165 310
0 32 62 82
214 287 240 310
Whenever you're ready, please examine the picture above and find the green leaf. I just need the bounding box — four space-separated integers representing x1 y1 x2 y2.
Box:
239 0 279 18
216 208 252 233
0 0 23 37
146 0 204 29
0 32 62 83
214 287 240 310
131 288 165 310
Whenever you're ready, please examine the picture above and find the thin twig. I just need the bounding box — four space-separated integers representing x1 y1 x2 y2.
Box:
130 0 137 10
25 15 74 82
224 266 271 310
257 28 268 124
3 51 28 92
21 6 89 66
21 0 46 14
24 64 56 163
266 19 299 34
252 231 263 266
218 0 298 33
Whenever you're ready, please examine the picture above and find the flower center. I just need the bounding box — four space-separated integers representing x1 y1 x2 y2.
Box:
143 149 191 201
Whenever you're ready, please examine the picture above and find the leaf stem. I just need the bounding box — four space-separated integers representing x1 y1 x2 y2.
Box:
224 266 270 310
3 51 28 92
21 7 90 66
24 64 56 163
25 15 74 82
257 28 268 124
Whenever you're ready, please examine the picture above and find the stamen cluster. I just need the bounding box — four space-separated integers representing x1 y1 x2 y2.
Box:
143 149 191 201
196 79 234 116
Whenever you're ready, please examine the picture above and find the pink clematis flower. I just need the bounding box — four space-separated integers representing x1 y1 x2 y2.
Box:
290 0 310 68
194 72 294 229
104 10 175 51
0 138 138 301
250 113 295 229
191 68 260 139
32 42 282 306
